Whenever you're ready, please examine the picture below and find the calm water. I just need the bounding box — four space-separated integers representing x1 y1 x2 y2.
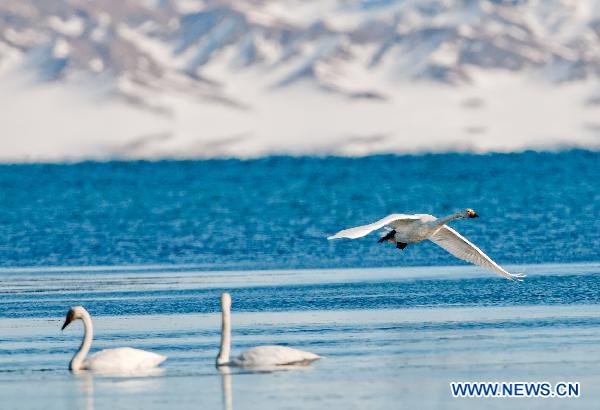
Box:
1 264 599 409
0 151 598 409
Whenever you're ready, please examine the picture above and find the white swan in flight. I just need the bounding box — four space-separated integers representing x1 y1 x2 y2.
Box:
61 306 167 373
216 293 321 368
328 209 525 281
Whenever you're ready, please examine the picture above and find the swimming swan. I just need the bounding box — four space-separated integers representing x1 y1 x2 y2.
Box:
215 293 321 368
328 209 525 281
61 306 167 372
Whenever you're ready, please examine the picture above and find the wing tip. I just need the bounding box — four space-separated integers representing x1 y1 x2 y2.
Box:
509 273 526 282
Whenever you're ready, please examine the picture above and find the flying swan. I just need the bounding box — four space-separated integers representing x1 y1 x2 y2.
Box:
216 293 321 368
328 209 525 281
61 306 167 373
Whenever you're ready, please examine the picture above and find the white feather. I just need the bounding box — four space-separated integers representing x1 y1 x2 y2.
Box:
430 226 525 281
327 214 422 239
83 347 167 373
216 293 321 368
62 306 167 373
327 210 525 282
233 345 321 367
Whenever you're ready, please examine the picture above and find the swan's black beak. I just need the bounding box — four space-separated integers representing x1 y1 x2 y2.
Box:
472 213 479 218
61 310 75 330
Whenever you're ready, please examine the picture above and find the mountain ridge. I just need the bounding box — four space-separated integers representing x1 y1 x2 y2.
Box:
0 0 599 161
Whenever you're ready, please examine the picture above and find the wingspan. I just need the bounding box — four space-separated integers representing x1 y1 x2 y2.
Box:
429 226 525 281
327 214 421 240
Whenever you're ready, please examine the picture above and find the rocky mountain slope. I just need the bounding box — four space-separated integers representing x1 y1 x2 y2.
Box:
1 0 599 160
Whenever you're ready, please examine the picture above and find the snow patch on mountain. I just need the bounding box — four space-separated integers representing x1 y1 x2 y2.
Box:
0 0 599 161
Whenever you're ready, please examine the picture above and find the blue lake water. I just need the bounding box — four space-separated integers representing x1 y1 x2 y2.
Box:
0 150 598 268
0 151 599 409
1 264 599 409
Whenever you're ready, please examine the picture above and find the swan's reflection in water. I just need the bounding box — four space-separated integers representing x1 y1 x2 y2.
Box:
75 371 94 410
218 362 318 410
74 368 166 410
73 362 317 410
219 367 233 410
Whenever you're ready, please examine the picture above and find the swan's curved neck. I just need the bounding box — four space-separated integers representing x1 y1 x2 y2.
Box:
216 304 231 366
70 311 93 371
435 212 463 227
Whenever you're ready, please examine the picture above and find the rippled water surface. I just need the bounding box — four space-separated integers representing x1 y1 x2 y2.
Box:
0 151 598 268
1 264 599 409
0 152 598 408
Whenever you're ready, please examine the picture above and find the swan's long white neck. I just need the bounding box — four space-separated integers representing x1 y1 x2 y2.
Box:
70 311 93 371
435 212 463 227
216 296 232 366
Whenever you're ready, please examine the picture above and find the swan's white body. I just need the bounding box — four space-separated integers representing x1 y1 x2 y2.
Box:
78 347 166 373
62 306 167 373
216 293 320 368
231 345 320 367
328 210 525 281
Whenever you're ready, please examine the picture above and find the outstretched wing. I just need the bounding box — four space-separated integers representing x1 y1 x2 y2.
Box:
327 214 421 240
429 226 525 281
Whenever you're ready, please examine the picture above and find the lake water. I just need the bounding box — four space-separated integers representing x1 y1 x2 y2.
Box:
1 263 599 409
0 151 598 409
0 151 598 268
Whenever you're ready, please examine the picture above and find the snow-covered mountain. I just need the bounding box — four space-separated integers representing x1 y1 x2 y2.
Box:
1 0 599 161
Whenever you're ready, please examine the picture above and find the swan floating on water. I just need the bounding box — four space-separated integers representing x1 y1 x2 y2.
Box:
328 209 525 281
61 306 167 373
216 293 321 368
